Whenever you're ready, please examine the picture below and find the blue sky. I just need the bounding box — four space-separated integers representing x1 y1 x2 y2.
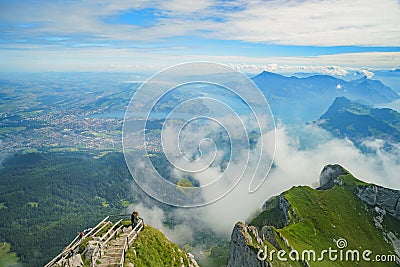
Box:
0 0 399 74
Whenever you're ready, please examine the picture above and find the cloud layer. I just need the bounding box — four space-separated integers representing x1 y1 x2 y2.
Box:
0 0 399 72
131 124 400 243
1 0 399 46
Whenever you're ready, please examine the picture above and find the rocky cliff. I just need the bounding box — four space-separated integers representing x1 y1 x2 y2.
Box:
227 222 268 267
227 164 400 267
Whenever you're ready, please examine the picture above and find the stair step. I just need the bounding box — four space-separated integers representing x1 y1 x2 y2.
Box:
93 222 143 267
105 253 122 258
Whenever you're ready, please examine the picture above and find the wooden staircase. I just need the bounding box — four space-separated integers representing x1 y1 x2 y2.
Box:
95 226 134 267
45 216 144 267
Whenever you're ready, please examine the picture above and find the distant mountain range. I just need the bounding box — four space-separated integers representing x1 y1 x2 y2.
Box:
315 97 400 144
252 72 399 124
228 164 400 266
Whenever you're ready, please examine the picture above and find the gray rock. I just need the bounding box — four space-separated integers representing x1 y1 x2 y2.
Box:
68 254 84 267
260 226 280 249
279 195 291 226
356 185 400 220
227 222 268 267
54 253 83 267
318 164 347 190
386 232 400 265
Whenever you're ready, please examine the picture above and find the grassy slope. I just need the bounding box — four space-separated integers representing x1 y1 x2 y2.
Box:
125 225 189 267
250 173 400 267
0 243 20 267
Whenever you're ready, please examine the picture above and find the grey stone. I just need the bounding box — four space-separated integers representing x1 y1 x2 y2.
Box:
356 185 400 220
227 222 268 267
260 226 280 249
318 164 347 190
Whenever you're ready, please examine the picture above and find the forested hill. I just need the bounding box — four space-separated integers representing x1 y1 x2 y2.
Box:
315 96 400 144
0 152 134 266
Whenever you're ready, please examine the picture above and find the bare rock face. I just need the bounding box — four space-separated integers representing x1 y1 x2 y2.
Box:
318 164 347 190
356 184 400 263
278 195 291 226
67 255 84 267
227 222 268 267
356 185 400 221
386 232 400 265
259 226 279 249
54 253 84 267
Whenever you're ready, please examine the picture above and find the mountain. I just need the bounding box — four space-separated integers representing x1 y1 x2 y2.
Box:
348 77 399 103
251 72 399 124
252 71 398 104
315 97 400 144
227 164 400 266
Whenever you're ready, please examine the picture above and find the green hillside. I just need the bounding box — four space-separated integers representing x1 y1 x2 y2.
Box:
125 225 192 267
246 166 400 266
0 243 19 267
316 97 400 144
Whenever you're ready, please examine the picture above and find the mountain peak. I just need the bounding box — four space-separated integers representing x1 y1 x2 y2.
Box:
331 96 352 107
253 70 286 79
317 97 400 144
228 166 400 266
318 164 349 190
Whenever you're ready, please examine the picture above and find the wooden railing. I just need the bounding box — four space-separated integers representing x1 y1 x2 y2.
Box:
45 215 144 267
119 219 144 267
90 219 124 266
44 216 110 267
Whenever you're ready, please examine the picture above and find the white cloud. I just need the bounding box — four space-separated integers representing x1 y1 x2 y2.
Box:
131 124 400 241
1 1 399 72
215 0 400 46
197 125 400 235
232 64 352 76
1 0 399 46
127 203 194 244
1 45 398 73
359 69 375 79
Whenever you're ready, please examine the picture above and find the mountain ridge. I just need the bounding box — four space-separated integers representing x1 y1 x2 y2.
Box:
315 96 400 144
227 164 400 267
251 71 399 124
252 71 399 104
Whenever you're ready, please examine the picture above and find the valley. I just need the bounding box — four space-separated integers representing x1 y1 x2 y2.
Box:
1 71 399 266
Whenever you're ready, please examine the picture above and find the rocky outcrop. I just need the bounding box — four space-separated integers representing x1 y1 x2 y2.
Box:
386 232 400 265
318 164 346 190
53 251 84 267
356 185 400 263
228 164 400 266
259 226 280 249
259 195 292 229
278 195 291 226
356 185 400 221
227 222 268 267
